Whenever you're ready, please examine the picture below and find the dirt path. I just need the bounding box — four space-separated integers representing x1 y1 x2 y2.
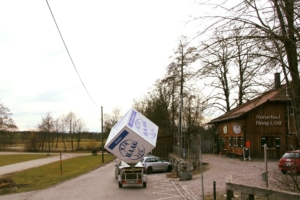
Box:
0 152 90 176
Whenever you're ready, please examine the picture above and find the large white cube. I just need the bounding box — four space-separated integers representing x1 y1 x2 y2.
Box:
104 108 158 165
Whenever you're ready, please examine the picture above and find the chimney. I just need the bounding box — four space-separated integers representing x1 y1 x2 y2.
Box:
275 73 281 89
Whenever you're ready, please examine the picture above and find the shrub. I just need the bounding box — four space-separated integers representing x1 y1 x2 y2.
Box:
91 150 98 156
0 177 15 189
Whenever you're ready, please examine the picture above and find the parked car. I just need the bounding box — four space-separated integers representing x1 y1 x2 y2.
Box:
278 150 300 174
141 155 172 174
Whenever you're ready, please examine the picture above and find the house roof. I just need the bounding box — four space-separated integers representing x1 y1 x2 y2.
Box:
208 85 289 124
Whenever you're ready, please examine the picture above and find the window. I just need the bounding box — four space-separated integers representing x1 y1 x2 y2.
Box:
230 137 237 147
233 137 237 147
219 137 225 148
261 136 279 148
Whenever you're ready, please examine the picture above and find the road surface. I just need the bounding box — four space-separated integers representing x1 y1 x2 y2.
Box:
1 160 185 200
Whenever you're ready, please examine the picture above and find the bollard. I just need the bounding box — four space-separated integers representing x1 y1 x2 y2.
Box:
213 181 216 200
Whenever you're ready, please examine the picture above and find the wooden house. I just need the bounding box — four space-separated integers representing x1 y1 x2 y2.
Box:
208 74 299 159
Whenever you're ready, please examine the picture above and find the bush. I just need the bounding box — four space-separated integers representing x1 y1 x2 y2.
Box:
91 150 98 156
0 177 15 189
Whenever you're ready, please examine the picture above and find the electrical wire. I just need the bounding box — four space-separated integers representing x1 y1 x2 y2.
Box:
46 0 99 108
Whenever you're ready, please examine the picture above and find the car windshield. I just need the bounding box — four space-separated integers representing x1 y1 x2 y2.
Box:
282 152 300 159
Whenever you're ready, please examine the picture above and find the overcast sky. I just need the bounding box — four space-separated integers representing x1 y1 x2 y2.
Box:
0 0 202 132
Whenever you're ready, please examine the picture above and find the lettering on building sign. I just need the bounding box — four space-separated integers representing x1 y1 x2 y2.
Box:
255 115 282 126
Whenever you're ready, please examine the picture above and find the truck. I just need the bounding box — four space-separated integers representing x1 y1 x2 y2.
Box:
115 160 147 188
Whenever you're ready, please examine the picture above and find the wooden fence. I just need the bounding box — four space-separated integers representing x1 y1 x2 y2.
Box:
152 134 214 161
226 182 300 200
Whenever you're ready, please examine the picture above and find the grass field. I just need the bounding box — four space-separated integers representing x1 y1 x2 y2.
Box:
0 153 114 194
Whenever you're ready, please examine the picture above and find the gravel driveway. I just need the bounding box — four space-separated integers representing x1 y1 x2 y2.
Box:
173 154 279 199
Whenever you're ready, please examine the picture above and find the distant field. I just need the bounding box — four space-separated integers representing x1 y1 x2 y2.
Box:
7 140 105 152
0 154 53 167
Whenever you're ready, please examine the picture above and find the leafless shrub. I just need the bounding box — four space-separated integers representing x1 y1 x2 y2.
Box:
271 169 300 193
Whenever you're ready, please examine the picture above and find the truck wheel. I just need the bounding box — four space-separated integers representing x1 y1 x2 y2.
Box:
143 182 147 188
118 182 122 188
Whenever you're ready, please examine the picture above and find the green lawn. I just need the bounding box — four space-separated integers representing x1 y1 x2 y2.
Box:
1 154 114 194
0 154 55 167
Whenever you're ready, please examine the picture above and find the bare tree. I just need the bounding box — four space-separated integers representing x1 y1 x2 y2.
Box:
6 119 18 148
37 112 54 152
74 118 87 148
59 115 67 151
0 101 17 131
139 79 173 136
198 28 273 113
168 36 199 147
103 107 122 134
64 111 77 151
195 0 300 143
198 34 234 112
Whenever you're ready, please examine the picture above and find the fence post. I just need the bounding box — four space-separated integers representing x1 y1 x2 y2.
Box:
226 189 233 200
213 181 216 200
60 152 62 181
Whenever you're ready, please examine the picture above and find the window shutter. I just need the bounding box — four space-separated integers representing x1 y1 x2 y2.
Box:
275 137 280 148
240 137 244 147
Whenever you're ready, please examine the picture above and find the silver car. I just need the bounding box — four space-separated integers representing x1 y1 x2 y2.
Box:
141 155 172 174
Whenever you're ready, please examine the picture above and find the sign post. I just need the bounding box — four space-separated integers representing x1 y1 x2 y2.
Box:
264 144 268 188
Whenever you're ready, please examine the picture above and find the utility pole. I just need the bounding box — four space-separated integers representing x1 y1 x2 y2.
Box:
198 134 204 200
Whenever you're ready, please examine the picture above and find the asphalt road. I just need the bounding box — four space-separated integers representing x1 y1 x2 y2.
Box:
0 153 185 200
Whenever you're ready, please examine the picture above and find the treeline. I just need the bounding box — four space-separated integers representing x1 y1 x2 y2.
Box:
0 130 107 152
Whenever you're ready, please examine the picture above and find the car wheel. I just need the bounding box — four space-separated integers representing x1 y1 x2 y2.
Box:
143 182 147 188
147 167 152 174
118 182 122 188
167 165 172 172
281 170 287 174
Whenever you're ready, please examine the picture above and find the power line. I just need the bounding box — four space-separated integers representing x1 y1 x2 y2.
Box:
46 0 99 108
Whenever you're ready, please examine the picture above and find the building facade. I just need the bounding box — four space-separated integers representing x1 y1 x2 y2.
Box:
208 74 299 159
